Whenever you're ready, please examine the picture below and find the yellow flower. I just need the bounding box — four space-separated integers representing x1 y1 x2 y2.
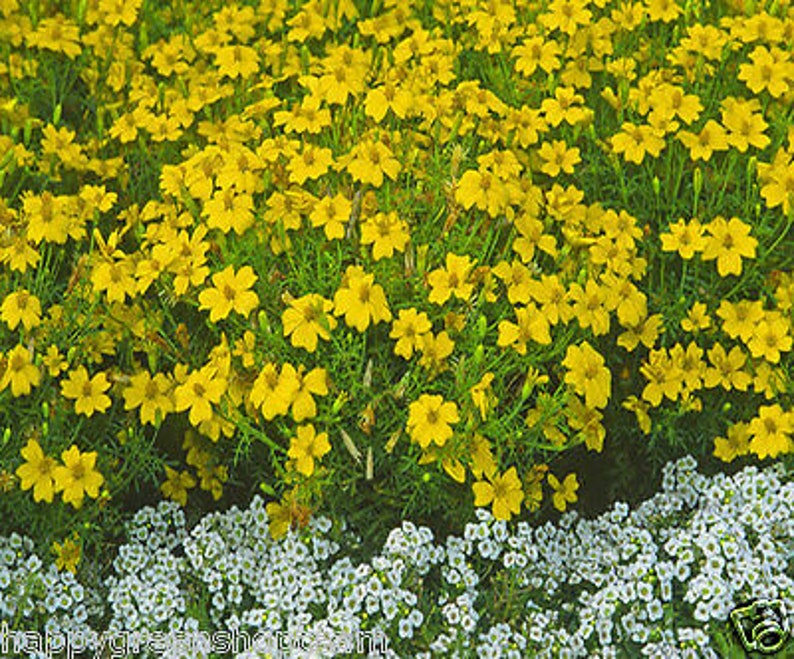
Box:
713 422 751 463
160 466 196 506
681 301 711 333
60 367 111 417
701 216 757 277
174 365 227 427
472 467 524 521
427 253 475 305
622 395 652 434
214 44 259 80
198 265 259 323
538 139 581 176
738 45 791 98
25 15 82 59
281 293 337 353
344 140 401 187
15 439 58 503
123 371 174 425
747 315 792 364
562 342 612 409
359 211 410 261
407 394 459 449
202 189 254 235
53 445 105 509
389 308 432 360
716 299 764 342
287 424 331 476
1 290 42 331
540 0 592 36
249 362 300 420
309 194 350 241
703 343 752 391
290 366 329 423
52 535 81 574
610 123 666 164
497 304 552 353
677 120 729 162
470 373 496 420
660 218 705 260
1 345 41 397
748 404 793 459
417 330 455 374
333 265 391 332
288 144 334 185
548 472 579 512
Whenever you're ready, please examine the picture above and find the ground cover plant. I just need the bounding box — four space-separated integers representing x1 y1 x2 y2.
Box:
0 0 793 654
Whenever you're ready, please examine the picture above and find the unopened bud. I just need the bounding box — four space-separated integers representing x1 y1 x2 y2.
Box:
53 104 62 126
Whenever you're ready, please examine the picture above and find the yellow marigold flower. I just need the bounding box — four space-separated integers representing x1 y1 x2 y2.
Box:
418 330 455 374
660 218 705 260
681 301 711 333
648 85 702 125
567 280 612 336
748 404 793 459
61 367 111 417
23 192 71 245
407 394 459 449
287 424 331 477
455 169 509 217
562 342 612 410
197 463 228 501
640 349 683 406
470 373 496 420
25 15 82 59
721 98 770 152
538 139 581 177
282 293 337 353
249 362 300 420
473 467 524 521
512 36 562 77
174 365 227 427
0 237 41 273
540 86 589 127
610 123 666 164
53 445 105 510
344 140 401 187
646 0 682 22
309 193 350 241
290 366 329 423
274 96 332 135
288 144 334 185
198 265 259 323
390 308 432 360
703 343 752 391
0 344 39 397
540 0 591 36
759 161 794 215
492 260 533 305
123 371 174 425
360 211 410 261
427 253 475 305
202 189 254 235
98 0 143 27
52 535 81 574
747 316 792 364
701 216 757 277
716 299 764 342
713 422 751 463
160 466 196 506
91 257 137 304
566 396 606 452
333 266 391 332
677 120 730 162
738 45 791 98
497 303 552 353
214 44 259 80
16 439 58 503
623 395 652 434
548 472 579 512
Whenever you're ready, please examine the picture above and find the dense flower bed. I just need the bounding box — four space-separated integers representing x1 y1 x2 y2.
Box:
2 457 792 657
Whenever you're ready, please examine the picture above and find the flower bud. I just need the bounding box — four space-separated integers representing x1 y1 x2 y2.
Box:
53 103 62 126
652 176 660 197
693 167 702 199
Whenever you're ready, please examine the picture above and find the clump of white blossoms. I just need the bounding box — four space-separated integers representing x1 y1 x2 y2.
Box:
0 457 791 658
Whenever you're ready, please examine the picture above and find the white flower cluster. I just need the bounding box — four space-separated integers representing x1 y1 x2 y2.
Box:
0 533 95 659
1 457 792 658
